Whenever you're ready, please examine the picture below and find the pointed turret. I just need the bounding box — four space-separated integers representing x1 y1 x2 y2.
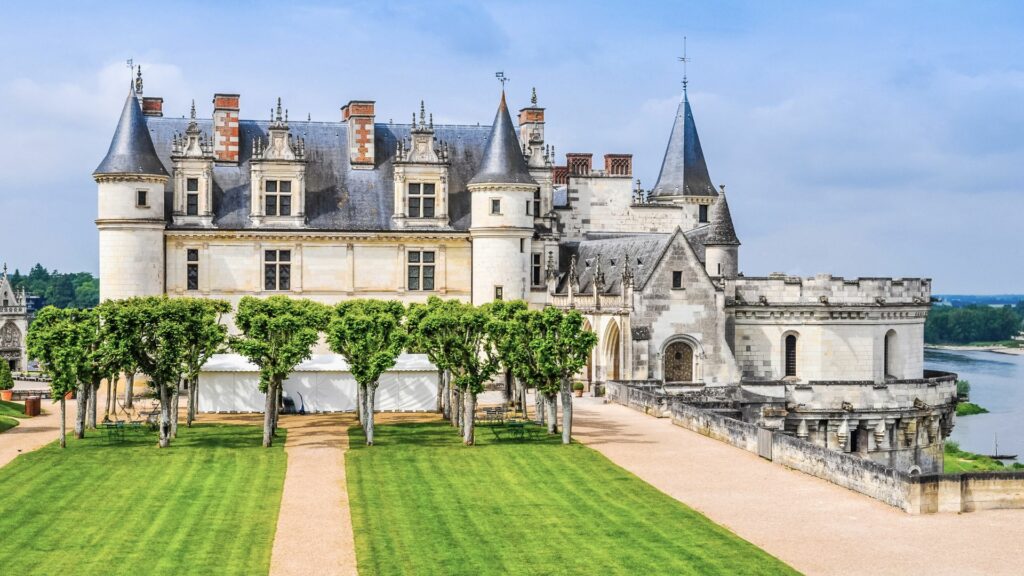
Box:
705 188 740 246
469 92 536 186
650 92 714 198
94 86 168 177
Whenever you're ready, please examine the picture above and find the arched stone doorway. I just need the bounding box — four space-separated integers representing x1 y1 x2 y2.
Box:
664 340 695 383
582 319 594 385
604 321 621 381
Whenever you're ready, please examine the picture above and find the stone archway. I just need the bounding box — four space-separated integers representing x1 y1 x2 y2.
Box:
604 321 621 381
582 318 594 385
0 322 21 372
664 340 694 383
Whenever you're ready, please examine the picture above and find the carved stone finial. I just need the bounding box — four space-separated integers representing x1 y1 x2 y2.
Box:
135 65 143 94
545 251 556 279
429 113 433 129
531 87 537 106
568 254 579 286
419 100 426 126
190 99 196 120
275 97 283 122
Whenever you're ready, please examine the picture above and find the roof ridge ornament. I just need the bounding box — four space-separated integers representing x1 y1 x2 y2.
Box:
531 87 537 106
135 63 144 95
677 36 690 95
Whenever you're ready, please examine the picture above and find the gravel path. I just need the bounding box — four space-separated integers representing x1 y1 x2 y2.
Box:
270 413 358 576
0 397 74 468
572 398 1024 576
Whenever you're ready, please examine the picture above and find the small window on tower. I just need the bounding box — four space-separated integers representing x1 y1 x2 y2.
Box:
491 198 501 214
136 190 148 207
699 204 709 223
186 178 199 216
672 271 683 289
532 253 543 287
533 189 541 217
494 286 503 300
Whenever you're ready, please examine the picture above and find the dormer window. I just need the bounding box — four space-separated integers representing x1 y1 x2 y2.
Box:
265 180 292 217
408 183 435 218
699 204 709 223
186 178 199 216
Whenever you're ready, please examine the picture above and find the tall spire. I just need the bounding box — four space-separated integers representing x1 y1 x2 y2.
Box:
93 84 168 177
468 91 536 186
705 185 740 246
649 87 715 198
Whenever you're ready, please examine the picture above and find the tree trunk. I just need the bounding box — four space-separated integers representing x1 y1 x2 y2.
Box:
546 393 558 434
561 380 572 445
503 369 513 405
124 372 135 409
75 383 87 438
262 382 275 448
463 391 476 445
449 375 459 427
274 384 283 435
436 369 444 413
59 397 67 448
356 384 364 425
520 381 529 420
104 377 112 418
365 382 378 446
171 384 180 438
187 376 197 428
87 379 98 429
536 388 545 426
441 372 450 420
158 381 171 448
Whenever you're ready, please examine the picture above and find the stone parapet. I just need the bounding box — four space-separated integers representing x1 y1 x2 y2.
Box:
728 274 931 307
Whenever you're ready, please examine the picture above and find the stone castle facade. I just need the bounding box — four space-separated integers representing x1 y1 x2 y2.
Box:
0 266 29 372
94 70 956 473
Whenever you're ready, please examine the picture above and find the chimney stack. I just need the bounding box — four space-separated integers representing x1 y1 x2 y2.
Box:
342 100 375 169
566 153 593 176
141 97 163 117
212 93 240 163
603 154 632 176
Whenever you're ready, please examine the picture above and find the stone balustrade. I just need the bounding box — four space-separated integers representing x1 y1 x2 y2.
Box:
728 274 931 307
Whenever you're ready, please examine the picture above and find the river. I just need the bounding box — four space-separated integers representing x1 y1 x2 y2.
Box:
925 348 1024 460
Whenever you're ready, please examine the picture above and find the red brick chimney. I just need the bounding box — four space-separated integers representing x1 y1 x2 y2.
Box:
566 153 593 176
342 100 375 168
141 97 163 117
603 154 632 176
212 93 240 163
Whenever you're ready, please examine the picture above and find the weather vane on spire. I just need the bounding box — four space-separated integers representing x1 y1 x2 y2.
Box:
495 71 509 89
677 36 690 93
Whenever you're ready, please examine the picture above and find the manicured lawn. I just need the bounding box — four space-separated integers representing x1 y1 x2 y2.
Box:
347 421 797 576
0 424 287 575
0 399 30 433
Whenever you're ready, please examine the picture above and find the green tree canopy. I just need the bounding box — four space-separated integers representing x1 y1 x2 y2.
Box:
231 296 330 447
327 299 407 445
530 307 598 444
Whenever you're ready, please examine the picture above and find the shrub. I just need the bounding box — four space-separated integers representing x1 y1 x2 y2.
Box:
944 441 960 454
572 382 585 391
956 379 971 398
956 402 989 417
0 361 13 391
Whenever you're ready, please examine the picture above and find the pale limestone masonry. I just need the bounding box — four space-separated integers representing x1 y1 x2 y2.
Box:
0 267 29 371
94 73 953 475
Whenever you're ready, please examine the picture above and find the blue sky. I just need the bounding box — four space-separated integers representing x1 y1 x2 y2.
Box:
0 0 1021 293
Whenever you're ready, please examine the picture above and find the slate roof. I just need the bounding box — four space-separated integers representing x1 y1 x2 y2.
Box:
144 116 495 231
650 93 716 198
558 232 674 295
704 192 740 246
94 88 169 177
468 92 537 186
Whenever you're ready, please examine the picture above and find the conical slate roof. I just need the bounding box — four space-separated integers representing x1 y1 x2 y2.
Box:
94 87 168 177
704 191 740 246
650 93 714 198
468 91 536 186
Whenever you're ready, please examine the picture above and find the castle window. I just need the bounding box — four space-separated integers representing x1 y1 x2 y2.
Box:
407 250 435 291
264 180 292 217
533 189 541 217
186 178 199 216
264 250 291 291
136 190 148 208
672 271 683 289
491 198 501 214
526 200 531 216
186 249 199 291
699 204 709 223
408 183 436 218
532 253 543 287
494 286 503 300
785 334 798 378
520 238 525 253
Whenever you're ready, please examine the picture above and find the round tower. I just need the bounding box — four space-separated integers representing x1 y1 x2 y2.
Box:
468 91 538 304
704 186 740 278
93 82 169 301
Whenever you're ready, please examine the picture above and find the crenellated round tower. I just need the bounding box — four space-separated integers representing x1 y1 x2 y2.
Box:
468 91 538 304
93 81 169 301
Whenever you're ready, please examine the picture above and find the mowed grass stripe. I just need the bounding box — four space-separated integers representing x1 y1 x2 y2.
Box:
0 424 286 576
347 421 798 576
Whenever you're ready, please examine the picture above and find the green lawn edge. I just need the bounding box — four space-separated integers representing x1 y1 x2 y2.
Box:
345 420 798 576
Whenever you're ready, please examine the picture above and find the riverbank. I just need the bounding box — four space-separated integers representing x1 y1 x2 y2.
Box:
926 343 1024 356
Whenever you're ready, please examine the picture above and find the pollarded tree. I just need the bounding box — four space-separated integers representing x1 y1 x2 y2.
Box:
26 306 82 447
179 298 231 429
327 299 407 446
531 307 598 444
484 300 529 414
445 302 500 445
407 297 463 420
231 296 330 447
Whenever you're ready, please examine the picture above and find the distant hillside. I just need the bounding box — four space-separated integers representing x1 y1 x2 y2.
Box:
933 294 1024 308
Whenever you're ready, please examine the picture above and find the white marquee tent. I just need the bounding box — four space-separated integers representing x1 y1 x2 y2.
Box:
197 353 438 413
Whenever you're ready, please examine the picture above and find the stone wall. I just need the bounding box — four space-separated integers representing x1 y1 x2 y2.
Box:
910 472 1024 513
